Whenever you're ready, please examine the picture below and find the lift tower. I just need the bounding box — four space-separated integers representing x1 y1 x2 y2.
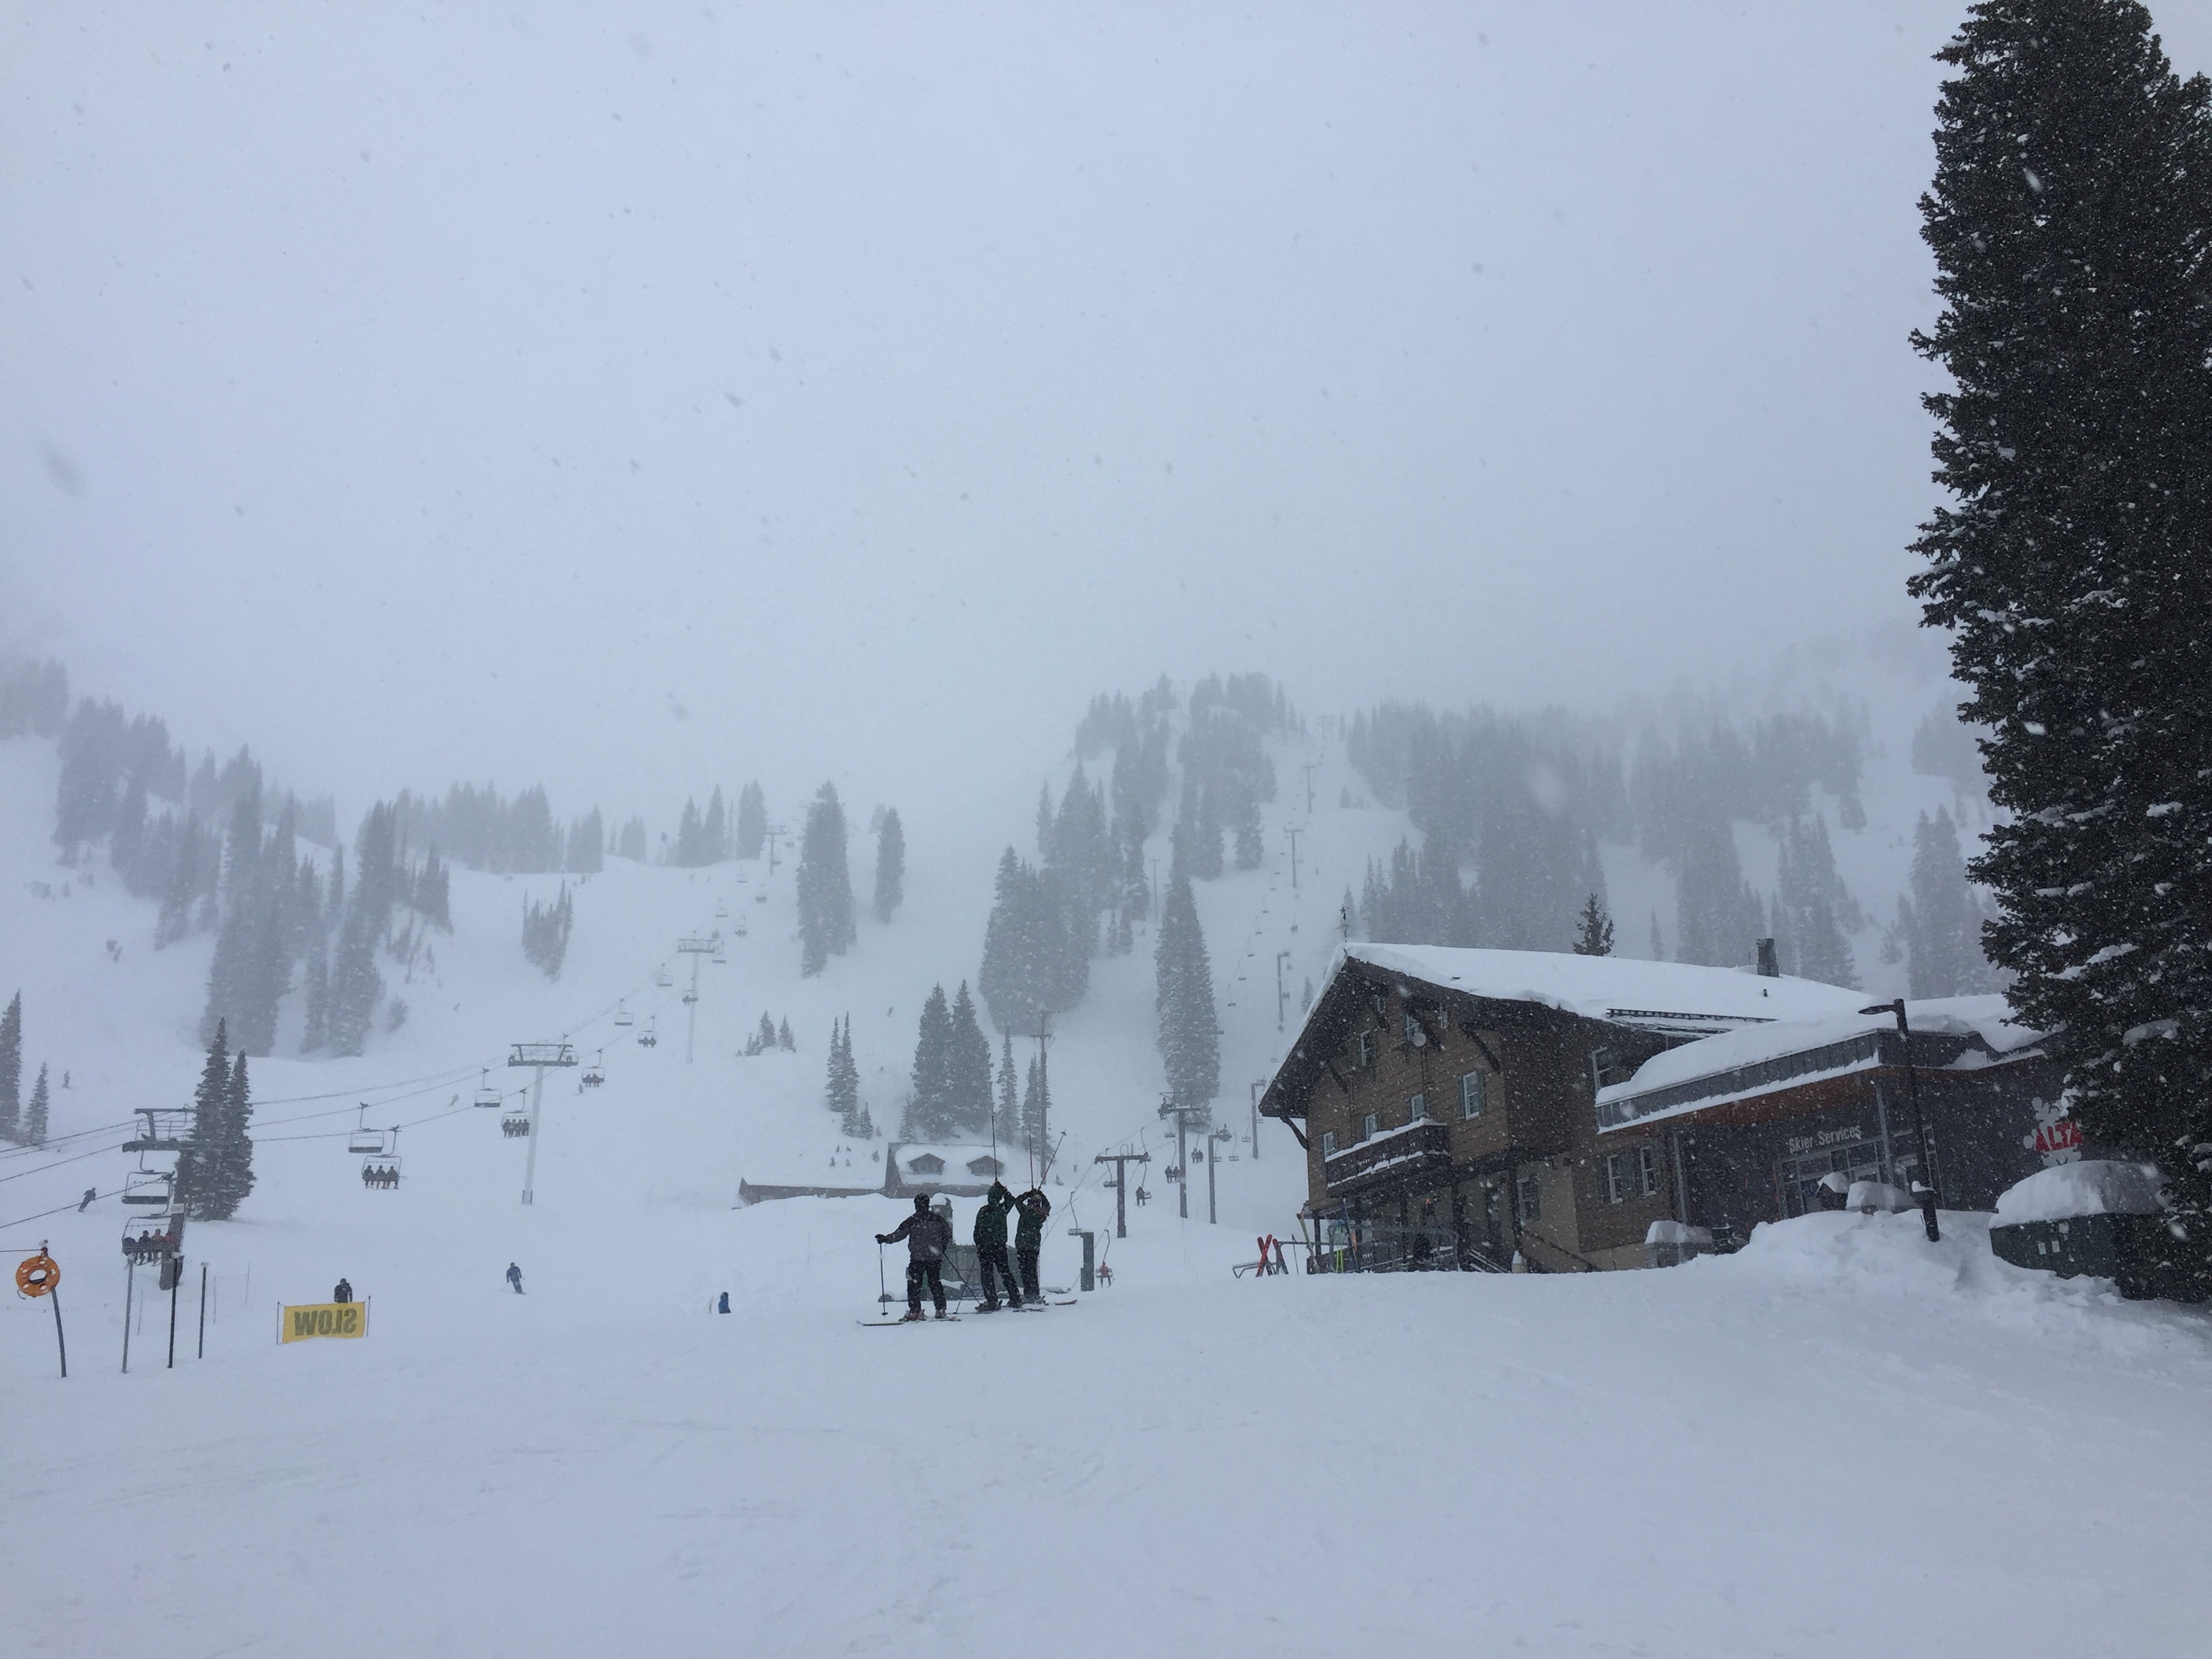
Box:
508 1042 577 1204
678 934 719 1063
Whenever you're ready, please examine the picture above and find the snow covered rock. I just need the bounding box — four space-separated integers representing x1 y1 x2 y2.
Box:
1994 1160 2166 1225
1989 1162 2201 1304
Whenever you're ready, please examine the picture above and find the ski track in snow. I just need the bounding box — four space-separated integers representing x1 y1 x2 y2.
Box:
3 720 2209 1657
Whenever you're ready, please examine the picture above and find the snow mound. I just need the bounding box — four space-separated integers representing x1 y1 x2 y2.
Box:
1994 1159 2167 1225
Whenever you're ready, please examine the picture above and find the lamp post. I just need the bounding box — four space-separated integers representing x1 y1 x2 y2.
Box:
1862 1000 1939 1242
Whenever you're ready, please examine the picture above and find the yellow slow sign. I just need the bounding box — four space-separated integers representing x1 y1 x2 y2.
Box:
280 1300 369 1343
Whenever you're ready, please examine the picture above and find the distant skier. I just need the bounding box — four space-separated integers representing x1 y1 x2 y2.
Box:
506 1262 524 1294
876 1193 953 1321
79 1187 96 1212
333 1277 354 1304
716 1290 730 1314
1014 1186 1052 1306
971 1181 1020 1311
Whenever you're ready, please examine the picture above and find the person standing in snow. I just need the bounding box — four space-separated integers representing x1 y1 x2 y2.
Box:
716 1290 730 1314
876 1193 953 1321
971 1181 1020 1311
506 1263 524 1294
333 1277 354 1304
1013 1186 1052 1306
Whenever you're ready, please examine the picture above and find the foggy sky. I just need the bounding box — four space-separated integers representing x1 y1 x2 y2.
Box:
7 3 2208 822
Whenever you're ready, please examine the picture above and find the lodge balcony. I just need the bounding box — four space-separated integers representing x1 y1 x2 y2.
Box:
1321 1118 1452 1198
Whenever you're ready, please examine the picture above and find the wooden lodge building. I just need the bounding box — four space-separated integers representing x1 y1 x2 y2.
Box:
1258 944 2060 1272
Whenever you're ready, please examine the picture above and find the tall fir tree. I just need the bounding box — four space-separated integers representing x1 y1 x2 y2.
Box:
1572 894 1614 956
1021 1050 1052 1172
874 807 905 924
23 1061 48 1146
795 782 857 976
826 1014 864 1134
183 1021 230 1217
945 982 994 1136
1899 808 1998 998
994 1031 1021 1152
905 984 955 1139
1774 817 1858 989
0 991 19 1142
735 781 766 860
1153 869 1220 1114
1908 0 2212 1274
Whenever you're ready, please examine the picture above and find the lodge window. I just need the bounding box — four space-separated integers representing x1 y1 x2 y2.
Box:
1403 1012 1423 1046
1515 1174 1541 1225
1605 1147 1662 1203
1459 1070 1488 1120
1361 1111 1379 1139
1321 1130 1337 1157
1408 1092 1428 1123
1591 1046 1635 1093
1355 1030 1378 1069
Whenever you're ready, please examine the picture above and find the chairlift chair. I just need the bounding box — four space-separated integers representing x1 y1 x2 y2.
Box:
682 990 698 1006
474 1071 504 1109
501 1109 531 1136
361 1154 403 1189
121 1169 174 1206
347 1107 391 1157
715 901 729 918
655 967 674 988
614 1004 634 1028
712 949 727 965
583 1051 606 1087
639 1019 659 1048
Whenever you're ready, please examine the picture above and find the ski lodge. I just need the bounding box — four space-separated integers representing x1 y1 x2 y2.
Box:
737 1143 1013 1206
1258 944 2061 1271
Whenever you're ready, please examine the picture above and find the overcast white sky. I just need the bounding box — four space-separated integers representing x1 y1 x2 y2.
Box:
6 3 2207 820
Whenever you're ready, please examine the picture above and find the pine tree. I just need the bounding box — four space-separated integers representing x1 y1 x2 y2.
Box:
946 982 994 1136
300 944 330 1053
994 1031 1021 1150
1021 1050 1052 1170
1774 817 1858 988
874 807 905 924
795 783 857 976
1908 0 2212 1273
0 991 19 1142
204 1049 256 1219
1675 817 1763 968
23 1061 48 1145
906 985 954 1139
183 1021 230 1217
703 787 729 863
778 1017 794 1052
1901 808 1996 998
826 1015 863 1131
736 782 766 860
1572 894 1614 956
520 884 574 979
1154 869 1219 1114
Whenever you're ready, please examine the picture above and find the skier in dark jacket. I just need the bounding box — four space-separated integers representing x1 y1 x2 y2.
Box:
971 1182 1020 1311
1013 1187 1052 1305
877 1193 954 1319
333 1277 354 1304
506 1262 525 1294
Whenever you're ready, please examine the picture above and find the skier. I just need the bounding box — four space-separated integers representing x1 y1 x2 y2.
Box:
506 1262 524 1294
716 1290 731 1314
78 1187 96 1212
1013 1185 1052 1306
876 1193 954 1321
333 1277 354 1304
971 1181 1019 1311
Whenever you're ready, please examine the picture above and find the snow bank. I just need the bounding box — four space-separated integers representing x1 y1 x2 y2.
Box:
1645 1219 1712 1246
1994 1159 2167 1225
1846 1179 1919 1214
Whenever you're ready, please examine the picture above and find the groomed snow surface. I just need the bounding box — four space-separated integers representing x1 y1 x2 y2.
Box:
5 737 2211 1656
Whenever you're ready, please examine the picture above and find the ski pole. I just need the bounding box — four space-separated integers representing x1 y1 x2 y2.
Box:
877 1241 890 1306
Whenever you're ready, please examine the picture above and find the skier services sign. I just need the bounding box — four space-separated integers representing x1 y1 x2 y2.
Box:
280 1300 370 1343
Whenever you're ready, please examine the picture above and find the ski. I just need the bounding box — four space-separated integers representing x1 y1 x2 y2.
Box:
857 1316 961 1326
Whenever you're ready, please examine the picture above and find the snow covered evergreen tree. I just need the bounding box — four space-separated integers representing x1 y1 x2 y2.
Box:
23 1061 47 1146
874 806 905 924
735 782 766 860
1572 894 1614 956
795 782 856 976
1153 869 1219 1115
1021 1050 1052 1168
1898 808 1996 998
826 1015 863 1133
994 1031 1021 1150
1774 817 1858 988
0 991 19 1142
1908 0 2212 1275
182 1023 231 1217
946 982 994 1136
1674 817 1763 968
905 985 955 1139
520 884 574 979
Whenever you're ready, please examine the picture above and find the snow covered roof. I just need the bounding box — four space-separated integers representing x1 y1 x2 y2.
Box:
1335 943 1868 1031
1596 994 2046 1132
886 1144 1010 1187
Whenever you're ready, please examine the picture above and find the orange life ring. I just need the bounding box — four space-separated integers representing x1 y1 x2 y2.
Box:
16 1252 60 1298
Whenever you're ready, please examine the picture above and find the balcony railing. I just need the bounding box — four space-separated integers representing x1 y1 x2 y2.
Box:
1321 1118 1452 1194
